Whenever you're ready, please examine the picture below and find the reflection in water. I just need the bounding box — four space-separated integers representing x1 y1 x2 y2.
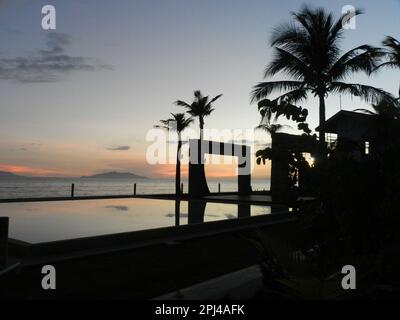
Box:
0 198 287 243
188 201 207 225
105 205 129 212
174 200 253 225
175 200 180 226
238 204 251 218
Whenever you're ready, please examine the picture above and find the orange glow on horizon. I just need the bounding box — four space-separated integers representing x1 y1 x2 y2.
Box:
0 164 72 177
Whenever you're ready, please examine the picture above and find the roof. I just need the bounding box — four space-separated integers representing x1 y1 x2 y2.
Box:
316 110 376 134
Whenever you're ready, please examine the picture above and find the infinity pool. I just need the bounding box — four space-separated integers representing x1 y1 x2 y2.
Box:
0 198 288 244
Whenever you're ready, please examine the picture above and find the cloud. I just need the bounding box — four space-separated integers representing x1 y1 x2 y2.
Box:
107 145 131 151
0 32 111 83
106 205 129 212
16 142 43 152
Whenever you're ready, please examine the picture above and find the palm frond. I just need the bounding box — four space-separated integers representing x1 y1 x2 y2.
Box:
174 100 191 108
329 45 385 80
330 82 395 104
208 94 223 105
377 36 400 71
251 81 305 103
329 9 363 44
273 88 310 104
383 36 400 53
155 113 193 133
265 48 312 80
256 124 292 135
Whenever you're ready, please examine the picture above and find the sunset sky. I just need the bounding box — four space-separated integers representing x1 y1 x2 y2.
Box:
0 0 399 179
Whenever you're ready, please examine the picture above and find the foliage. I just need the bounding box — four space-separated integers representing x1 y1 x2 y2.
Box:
250 116 400 299
175 90 222 138
154 113 193 134
379 36 400 73
251 5 393 151
257 98 313 136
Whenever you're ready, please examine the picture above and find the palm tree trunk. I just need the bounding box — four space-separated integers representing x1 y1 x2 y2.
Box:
318 93 327 160
195 116 210 195
199 117 204 141
176 137 182 196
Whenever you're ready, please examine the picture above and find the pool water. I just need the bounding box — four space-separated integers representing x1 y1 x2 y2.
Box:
0 198 288 243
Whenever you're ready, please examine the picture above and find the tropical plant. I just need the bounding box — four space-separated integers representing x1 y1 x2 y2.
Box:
155 113 193 195
257 99 313 135
175 90 222 140
251 6 392 158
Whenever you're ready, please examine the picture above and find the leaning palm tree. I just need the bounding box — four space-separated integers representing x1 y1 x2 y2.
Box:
251 6 392 158
155 113 193 195
175 90 222 141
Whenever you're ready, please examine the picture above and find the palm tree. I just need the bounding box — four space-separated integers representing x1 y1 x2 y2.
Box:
155 113 193 195
251 6 392 158
175 90 222 140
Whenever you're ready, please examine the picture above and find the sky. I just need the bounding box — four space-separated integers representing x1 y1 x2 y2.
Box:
0 0 399 179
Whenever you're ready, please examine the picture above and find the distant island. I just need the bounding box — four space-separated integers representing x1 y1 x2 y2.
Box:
80 171 148 180
0 171 27 180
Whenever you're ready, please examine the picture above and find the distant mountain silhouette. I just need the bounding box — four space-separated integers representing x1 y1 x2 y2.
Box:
80 171 148 180
0 171 28 180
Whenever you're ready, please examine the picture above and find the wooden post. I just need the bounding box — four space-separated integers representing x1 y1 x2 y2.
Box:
134 183 137 196
71 183 75 198
181 183 184 194
0 217 9 268
218 183 221 193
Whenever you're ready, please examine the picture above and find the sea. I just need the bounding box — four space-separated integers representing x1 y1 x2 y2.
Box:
0 178 271 199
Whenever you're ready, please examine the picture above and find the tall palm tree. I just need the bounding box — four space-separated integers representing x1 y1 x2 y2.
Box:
251 6 392 158
155 113 193 196
175 90 222 140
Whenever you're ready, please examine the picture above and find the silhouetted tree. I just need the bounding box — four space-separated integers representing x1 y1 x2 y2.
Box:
175 90 222 141
251 6 392 159
155 113 193 195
